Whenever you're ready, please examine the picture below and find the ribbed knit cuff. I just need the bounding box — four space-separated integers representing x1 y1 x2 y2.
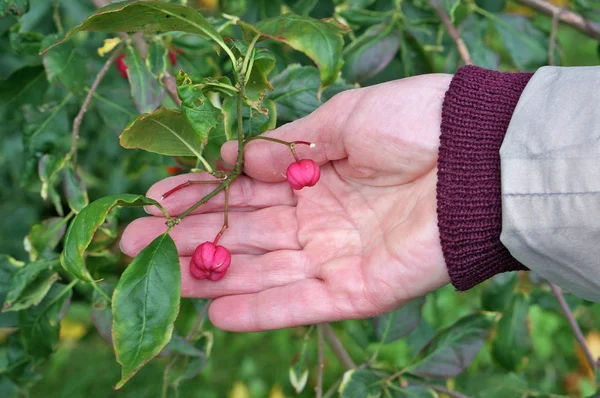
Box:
437 66 533 291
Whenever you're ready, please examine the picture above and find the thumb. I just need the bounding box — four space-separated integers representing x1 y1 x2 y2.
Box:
221 90 360 182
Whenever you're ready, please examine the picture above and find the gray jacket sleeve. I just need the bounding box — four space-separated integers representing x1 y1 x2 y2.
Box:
499 66 600 301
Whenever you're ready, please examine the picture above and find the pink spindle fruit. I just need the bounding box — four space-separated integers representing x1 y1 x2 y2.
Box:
190 242 231 281
286 159 320 190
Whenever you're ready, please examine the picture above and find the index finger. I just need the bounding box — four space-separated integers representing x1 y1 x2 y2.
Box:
221 89 363 182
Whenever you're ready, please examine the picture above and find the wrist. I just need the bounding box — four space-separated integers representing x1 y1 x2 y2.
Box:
436 66 533 290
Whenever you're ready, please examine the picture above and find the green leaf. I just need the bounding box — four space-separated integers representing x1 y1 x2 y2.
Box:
0 0 28 16
239 14 349 87
441 0 461 22
2 260 59 312
407 312 496 378
93 88 137 133
125 44 164 114
24 217 68 261
487 14 547 70
462 373 527 397
120 107 208 158
373 296 425 344
9 23 42 56
268 64 352 121
221 0 248 16
339 369 383 398
246 48 276 102
177 72 223 142
286 0 318 16
343 21 401 83
0 255 22 328
62 166 88 214
112 232 181 389
223 97 276 140
90 281 115 344
61 194 161 282
289 338 310 393
458 15 499 70
19 283 73 359
386 386 438 398
475 0 506 13
43 1 228 57
481 273 517 312
41 35 87 93
147 40 168 77
37 154 68 217
492 293 531 370
161 334 206 358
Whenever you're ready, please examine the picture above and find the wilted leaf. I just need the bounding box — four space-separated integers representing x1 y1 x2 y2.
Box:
177 72 222 142
61 194 162 281
373 296 425 344
112 233 180 389
492 293 531 370
120 107 208 158
407 313 496 378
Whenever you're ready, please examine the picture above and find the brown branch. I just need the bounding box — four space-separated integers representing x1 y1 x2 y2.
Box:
322 324 356 370
515 0 600 41
548 7 563 66
90 0 180 106
72 44 124 168
316 325 325 398
549 283 596 372
432 3 473 65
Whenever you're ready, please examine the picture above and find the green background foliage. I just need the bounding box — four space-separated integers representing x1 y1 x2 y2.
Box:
1 0 600 397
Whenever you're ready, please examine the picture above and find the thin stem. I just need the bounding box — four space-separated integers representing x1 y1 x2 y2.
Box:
72 43 124 168
213 185 229 245
244 136 313 148
432 2 472 65
422 384 470 398
549 7 563 66
322 324 356 370
161 180 222 200
515 0 600 41
371 314 393 363
175 180 233 221
241 35 261 77
185 300 212 341
323 378 342 398
316 325 325 398
549 283 596 371
290 143 300 162
234 84 246 172
90 279 111 303
53 0 63 33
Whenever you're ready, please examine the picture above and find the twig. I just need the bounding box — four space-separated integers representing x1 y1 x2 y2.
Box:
185 300 211 341
548 8 563 66
515 0 600 41
316 325 325 398
549 283 596 372
71 44 124 168
322 324 356 370
432 3 473 65
53 0 63 33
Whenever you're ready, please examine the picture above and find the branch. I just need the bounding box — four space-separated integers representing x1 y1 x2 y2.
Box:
316 325 325 398
432 3 473 65
515 0 600 41
71 44 124 168
549 283 596 372
322 324 356 370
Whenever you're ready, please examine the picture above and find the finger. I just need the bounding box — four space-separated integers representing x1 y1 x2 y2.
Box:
208 279 342 332
144 173 296 217
120 206 301 257
221 89 363 182
180 250 313 298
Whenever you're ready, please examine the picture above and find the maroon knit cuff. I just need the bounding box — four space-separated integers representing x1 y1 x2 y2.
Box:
437 66 533 291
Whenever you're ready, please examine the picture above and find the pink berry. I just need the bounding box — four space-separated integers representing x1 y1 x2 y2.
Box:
190 242 231 281
286 159 320 190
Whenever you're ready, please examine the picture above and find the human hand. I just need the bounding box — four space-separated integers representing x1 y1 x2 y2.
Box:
120 73 453 332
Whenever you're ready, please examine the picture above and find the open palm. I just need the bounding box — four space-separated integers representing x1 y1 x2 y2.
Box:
120 74 453 332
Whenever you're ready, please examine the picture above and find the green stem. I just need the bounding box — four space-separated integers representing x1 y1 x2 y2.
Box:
241 35 260 77
53 0 63 33
175 179 234 221
371 314 393 363
234 84 246 173
90 279 111 303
